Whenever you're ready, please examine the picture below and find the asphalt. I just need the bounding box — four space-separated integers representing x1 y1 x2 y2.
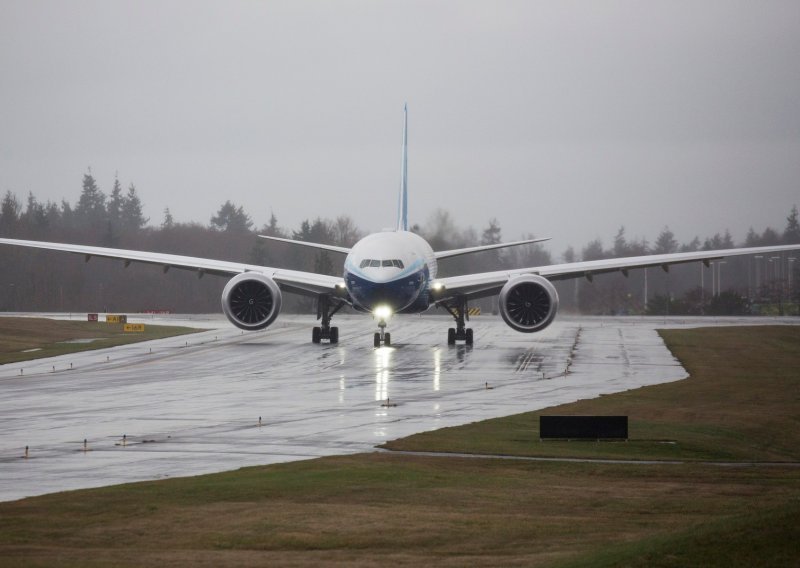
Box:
0 312 793 502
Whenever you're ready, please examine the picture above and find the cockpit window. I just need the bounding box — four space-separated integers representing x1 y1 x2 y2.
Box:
359 259 405 269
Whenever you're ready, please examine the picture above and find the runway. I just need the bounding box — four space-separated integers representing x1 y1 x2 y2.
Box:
1 313 783 502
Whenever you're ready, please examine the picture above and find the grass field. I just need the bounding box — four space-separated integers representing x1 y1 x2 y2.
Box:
385 326 800 463
1 325 798 566
0 317 200 365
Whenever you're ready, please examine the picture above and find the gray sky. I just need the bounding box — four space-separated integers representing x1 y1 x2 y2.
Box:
1 1 798 257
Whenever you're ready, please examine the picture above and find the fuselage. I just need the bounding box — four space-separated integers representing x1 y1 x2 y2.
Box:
343 230 437 314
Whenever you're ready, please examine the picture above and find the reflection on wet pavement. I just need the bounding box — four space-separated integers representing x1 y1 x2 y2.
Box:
2 313 774 501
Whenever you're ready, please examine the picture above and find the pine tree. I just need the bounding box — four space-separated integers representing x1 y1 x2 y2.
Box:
784 205 800 244
612 226 628 257
652 227 678 254
121 183 148 231
23 192 47 230
481 218 502 245
261 212 283 237
0 191 21 235
210 200 252 232
107 175 124 226
161 207 175 229
75 170 107 226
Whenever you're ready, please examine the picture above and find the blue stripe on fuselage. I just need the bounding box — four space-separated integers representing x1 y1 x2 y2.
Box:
344 263 430 312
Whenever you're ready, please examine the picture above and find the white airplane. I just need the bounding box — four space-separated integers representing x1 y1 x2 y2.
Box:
2 107 799 347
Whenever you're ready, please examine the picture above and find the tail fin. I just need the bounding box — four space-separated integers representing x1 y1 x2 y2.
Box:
397 104 409 231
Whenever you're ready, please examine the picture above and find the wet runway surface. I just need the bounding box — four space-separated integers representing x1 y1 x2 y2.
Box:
2 313 788 502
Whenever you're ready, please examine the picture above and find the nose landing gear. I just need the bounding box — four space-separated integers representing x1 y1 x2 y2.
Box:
374 318 391 347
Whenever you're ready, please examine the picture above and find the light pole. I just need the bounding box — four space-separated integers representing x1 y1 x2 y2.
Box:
754 255 763 296
716 261 727 296
710 261 716 298
769 257 781 315
789 258 797 315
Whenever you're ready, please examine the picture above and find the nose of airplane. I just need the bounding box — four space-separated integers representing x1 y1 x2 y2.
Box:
346 271 423 312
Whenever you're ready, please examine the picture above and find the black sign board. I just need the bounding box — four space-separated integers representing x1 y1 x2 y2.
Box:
540 416 628 440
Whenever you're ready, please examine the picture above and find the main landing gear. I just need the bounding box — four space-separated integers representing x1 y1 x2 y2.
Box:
312 294 345 344
373 318 391 348
441 297 474 346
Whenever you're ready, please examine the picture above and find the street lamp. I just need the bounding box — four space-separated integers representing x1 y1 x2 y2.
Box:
716 261 727 296
754 255 763 293
789 258 797 315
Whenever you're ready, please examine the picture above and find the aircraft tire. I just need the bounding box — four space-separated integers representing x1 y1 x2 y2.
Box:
312 327 321 343
447 328 456 345
374 332 381 348
330 327 339 344
384 332 391 346
465 328 473 345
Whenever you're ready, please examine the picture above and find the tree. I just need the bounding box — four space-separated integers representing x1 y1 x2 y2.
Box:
332 215 361 246
680 237 700 252
612 226 628 257
0 191 21 235
582 239 605 261
260 212 283 238
161 207 175 229
121 183 148 231
784 205 800 244
759 227 781 246
481 218 502 245
22 192 47 231
210 200 252 232
652 226 677 254
107 175 124 226
75 170 106 226
480 218 504 270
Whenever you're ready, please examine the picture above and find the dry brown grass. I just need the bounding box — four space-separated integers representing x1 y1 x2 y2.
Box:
0 317 198 364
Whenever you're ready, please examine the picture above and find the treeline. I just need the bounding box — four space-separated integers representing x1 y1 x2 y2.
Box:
0 171 798 315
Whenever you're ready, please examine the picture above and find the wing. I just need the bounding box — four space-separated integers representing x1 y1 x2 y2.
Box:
258 234 351 254
434 237 551 260
433 244 800 301
0 237 342 297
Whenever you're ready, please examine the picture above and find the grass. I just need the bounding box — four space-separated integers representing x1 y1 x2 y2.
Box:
0 325 799 566
0 317 200 365
383 326 800 463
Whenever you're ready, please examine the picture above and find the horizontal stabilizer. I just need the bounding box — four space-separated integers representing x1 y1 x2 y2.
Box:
258 235 351 254
434 237 551 260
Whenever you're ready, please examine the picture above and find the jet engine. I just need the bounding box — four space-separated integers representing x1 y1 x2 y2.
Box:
221 273 282 331
498 275 559 333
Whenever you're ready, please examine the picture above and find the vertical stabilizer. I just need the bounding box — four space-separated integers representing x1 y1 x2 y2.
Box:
397 104 409 231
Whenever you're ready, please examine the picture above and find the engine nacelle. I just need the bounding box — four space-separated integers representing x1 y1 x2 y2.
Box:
221 273 282 331
499 274 559 333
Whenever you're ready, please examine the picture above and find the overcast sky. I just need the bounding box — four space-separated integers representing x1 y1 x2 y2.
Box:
1 1 798 257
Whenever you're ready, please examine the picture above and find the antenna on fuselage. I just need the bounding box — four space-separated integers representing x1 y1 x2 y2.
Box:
397 104 409 232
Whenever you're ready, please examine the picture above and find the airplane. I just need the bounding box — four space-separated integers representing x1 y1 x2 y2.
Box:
2 106 800 347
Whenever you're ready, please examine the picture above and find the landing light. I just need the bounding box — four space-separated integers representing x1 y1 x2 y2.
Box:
374 305 392 320
432 282 444 292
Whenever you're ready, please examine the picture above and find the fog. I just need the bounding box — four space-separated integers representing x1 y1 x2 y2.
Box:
1 1 798 255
